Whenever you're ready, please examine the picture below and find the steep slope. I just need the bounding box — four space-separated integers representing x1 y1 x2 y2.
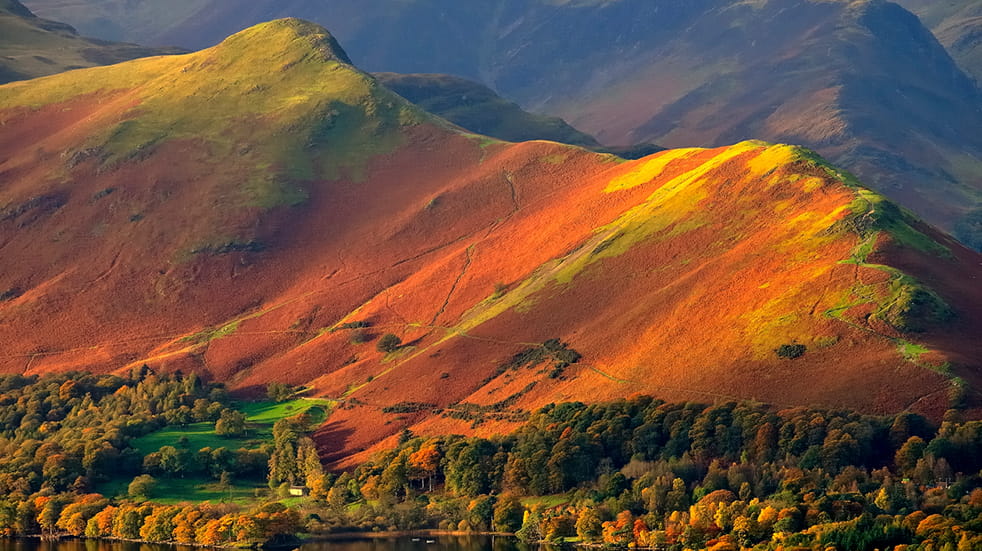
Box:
25 0 982 244
0 0 182 84
896 0 982 85
1 20 980 465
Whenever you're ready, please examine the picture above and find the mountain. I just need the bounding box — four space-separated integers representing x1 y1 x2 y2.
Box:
896 0 982 85
18 0 210 45
374 72 661 158
23 0 982 247
0 0 182 84
373 72 600 148
1 0 612 157
1 19 980 464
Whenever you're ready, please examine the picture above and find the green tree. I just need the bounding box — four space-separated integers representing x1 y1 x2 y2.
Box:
266 382 294 402
493 495 524 532
575 508 603 542
14 500 37 535
215 408 247 437
896 436 927 476
37 500 62 535
128 474 157 500
515 509 542 543
467 495 496 531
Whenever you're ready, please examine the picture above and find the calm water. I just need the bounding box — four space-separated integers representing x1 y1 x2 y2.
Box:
0 535 532 551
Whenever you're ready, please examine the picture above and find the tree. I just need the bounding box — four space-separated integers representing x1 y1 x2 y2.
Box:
140 506 179 542
515 509 542 543
266 382 293 403
37 499 62 535
377 333 402 353
158 445 195 475
14 500 37 535
896 436 927 476
467 495 496 531
493 495 524 533
575 508 603 542
602 510 635 546
775 343 806 359
128 475 157 500
215 409 247 437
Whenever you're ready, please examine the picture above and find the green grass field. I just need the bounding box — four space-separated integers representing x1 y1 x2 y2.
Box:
109 398 334 503
131 398 333 455
97 476 269 505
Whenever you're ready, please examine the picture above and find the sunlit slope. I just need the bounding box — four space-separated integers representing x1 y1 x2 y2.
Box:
0 18 433 373
306 143 982 466
0 20 979 465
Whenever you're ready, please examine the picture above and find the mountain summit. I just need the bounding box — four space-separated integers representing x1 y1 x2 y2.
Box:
1 20 979 463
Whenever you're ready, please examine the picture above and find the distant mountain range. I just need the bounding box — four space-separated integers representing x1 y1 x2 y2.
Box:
0 0 182 84
1 20 979 460
21 0 982 250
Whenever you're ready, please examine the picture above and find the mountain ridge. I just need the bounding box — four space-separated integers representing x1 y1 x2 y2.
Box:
25 0 980 245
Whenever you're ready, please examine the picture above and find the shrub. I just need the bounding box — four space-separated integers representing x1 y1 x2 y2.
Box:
775 343 807 359
491 282 508 300
377 333 402 353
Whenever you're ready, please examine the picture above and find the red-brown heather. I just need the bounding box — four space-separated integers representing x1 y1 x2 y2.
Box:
0 20 979 466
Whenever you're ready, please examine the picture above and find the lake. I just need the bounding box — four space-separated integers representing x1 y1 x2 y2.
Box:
0 535 533 551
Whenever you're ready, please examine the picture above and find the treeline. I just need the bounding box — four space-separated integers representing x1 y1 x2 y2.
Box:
305 398 982 550
0 495 300 545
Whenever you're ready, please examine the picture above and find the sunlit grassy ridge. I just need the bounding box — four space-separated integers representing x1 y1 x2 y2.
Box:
0 17 438 272
429 142 956 378
0 18 428 195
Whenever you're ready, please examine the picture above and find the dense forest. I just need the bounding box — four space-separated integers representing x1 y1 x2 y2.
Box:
1 371 981 550
324 399 982 550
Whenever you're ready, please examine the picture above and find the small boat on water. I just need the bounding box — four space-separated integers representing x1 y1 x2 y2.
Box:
426 540 436 544
411 538 421 542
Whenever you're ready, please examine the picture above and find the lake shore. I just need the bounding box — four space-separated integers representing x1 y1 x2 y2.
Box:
311 531 515 541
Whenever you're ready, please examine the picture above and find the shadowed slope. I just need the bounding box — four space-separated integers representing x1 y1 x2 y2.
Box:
374 72 600 148
896 0 982 85
0 19 979 465
374 72 661 158
0 0 182 84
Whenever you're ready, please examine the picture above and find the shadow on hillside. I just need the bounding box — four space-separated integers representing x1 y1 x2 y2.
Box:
314 422 356 467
